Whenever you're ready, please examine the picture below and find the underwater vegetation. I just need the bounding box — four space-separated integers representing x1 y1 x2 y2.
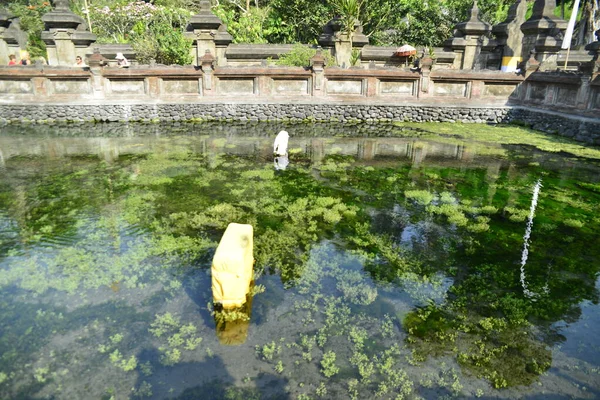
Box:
0 122 599 399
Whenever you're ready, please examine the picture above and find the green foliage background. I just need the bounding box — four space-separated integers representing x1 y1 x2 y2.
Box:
1 0 588 62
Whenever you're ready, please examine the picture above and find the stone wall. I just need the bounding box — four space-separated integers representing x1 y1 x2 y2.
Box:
0 103 510 124
0 64 598 145
0 103 598 145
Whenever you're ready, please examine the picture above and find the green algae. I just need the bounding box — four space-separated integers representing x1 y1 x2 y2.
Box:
396 122 600 160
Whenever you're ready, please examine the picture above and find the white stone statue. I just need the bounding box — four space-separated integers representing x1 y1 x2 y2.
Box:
273 130 289 156
274 155 289 171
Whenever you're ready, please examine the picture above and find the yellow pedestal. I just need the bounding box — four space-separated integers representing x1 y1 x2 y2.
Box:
211 223 254 309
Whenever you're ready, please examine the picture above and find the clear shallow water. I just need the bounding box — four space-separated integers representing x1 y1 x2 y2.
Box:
0 122 599 400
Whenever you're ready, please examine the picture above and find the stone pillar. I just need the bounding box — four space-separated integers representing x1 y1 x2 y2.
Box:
520 0 567 69
185 0 232 67
444 1 492 70
585 29 600 73
0 9 15 65
583 30 599 109
419 55 435 95
310 47 326 96
86 47 107 99
41 0 96 66
0 9 24 65
318 17 368 68
317 18 339 64
200 49 215 95
335 33 352 68
493 0 527 72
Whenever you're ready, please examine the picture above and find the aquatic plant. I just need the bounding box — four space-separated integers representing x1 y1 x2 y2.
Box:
320 351 339 377
256 341 281 362
504 206 530 222
405 190 435 205
563 218 584 228
336 270 377 305
33 367 49 383
149 313 203 366
133 381 153 398
275 361 284 374
397 122 600 159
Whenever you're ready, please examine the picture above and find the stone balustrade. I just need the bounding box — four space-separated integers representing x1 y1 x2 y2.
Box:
0 64 598 143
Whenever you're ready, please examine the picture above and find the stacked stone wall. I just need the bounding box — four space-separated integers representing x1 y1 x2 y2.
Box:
1 103 598 145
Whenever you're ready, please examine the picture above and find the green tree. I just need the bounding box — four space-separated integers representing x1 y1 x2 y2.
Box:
330 0 364 48
266 0 332 43
371 0 454 47
3 0 51 59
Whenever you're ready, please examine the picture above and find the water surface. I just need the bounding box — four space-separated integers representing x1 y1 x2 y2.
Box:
0 122 599 400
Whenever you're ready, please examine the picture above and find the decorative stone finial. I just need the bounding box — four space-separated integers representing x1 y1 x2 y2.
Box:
87 47 107 67
471 1 480 19
53 0 70 11
200 49 215 67
310 47 326 70
521 0 567 34
188 0 224 30
199 0 211 11
454 0 491 36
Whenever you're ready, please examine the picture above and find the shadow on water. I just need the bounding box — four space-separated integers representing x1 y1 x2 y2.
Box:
131 351 290 400
181 269 216 333
169 373 291 400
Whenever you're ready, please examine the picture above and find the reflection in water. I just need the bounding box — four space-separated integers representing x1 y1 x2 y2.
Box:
274 155 289 171
519 179 546 300
213 290 254 346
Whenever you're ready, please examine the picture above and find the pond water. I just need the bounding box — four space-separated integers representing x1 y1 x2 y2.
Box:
0 122 599 400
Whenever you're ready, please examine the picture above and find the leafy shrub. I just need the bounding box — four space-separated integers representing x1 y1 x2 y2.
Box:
89 1 192 65
213 6 272 44
275 44 335 67
132 19 193 65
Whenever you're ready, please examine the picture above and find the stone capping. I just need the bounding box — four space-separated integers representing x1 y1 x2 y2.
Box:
0 66 90 78
431 70 524 83
215 67 311 77
357 46 456 65
225 44 298 60
324 68 419 79
101 66 201 78
526 71 584 84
